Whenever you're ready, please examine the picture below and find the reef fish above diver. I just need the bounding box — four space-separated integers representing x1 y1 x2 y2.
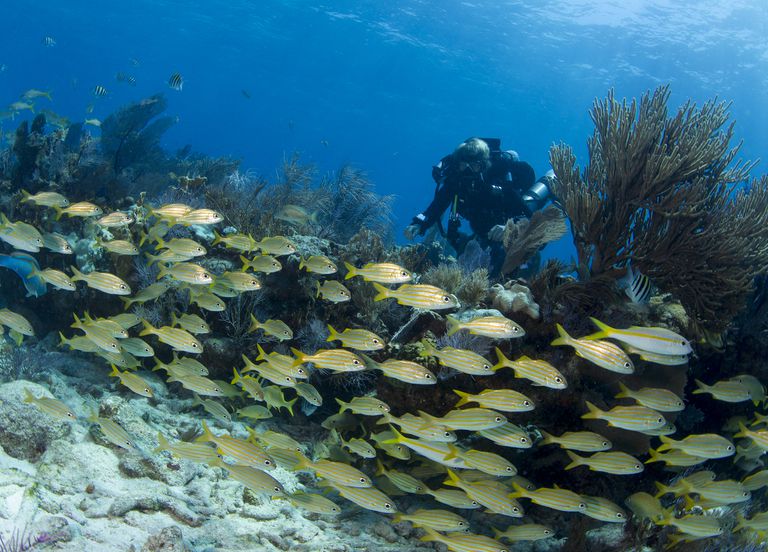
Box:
0 252 47 297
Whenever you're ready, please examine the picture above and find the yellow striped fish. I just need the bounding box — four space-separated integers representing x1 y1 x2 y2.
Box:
197 421 274 469
729 374 766 405
377 412 456 442
315 280 351 302
693 378 752 403
212 231 257 252
212 459 284 495
382 428 466 468
657 514 722 538
297 456 372 488
240 254 282 274
121 282 170 308
585 317 692 355
734 422 768 451
492 524 554 542
88 411 135 450
287 492 341 515
248 316 292 340
336 396 390 416
453 388 533 412
191 394 231 423
552 324 634 374
109 364 153 397
28 268 75 291
155 237 206 257
333 484 397 514
645 449 707 467
493 348 567 389
167 374 224 396
372 357 436 385
116 338 153 358
254 236 296 256
373 282 459 310
54 201 102 219
444 470 522 517
582 495 627 523
582 401 666 431
656 433 734 458
326 324 385 351
615 382 684 412
70 266 131 295
299 255 337 275
393 508 468 532
446 314 524 339
510 482 586 513
157 262 213 285
424 487 480 509
696 479 750 504
742 470 768 491
419 340 493 376
421 408 506 432
625 492 665 522
176 208 224 226
420 527 507 552
96 211 133 227
565 450 643 475
538 429 611 451
0 308 34 336
170 312 210 335
459 449 517 476
23 389 76 420
375 460 425 494
291 347 364 372
478 423 532 449
154 432 220 464
343 261 412 284
140 321 203 354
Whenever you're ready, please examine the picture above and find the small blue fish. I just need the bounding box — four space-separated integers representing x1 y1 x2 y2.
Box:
0 253 46 297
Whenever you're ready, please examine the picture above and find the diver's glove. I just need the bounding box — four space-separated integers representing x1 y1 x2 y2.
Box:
404 224 421 240
488 224 505 242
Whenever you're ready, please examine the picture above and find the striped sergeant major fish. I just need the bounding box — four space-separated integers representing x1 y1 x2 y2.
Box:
92 85 108 97
620 265 652 303
168 72 184 91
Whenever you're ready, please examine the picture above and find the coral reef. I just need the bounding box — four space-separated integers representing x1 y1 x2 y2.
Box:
501 205 567 275
550 85 768 333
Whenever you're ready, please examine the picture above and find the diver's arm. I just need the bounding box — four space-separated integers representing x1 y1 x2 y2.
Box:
410 180 454 235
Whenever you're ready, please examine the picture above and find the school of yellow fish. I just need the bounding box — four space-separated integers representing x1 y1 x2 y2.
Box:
6 190 768 551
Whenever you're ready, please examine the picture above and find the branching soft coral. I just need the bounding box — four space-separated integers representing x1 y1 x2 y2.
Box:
550 85 768 333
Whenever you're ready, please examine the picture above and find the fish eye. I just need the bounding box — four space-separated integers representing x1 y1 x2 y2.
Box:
657 417 663 423
353 359 361 365
512 506 520 513
494 416 503 422
624 362 631 368
264 460 272 466
602 441 609 446
523 400 531 406
444 432 451 437
616 513 624 519
484 364 491 371
555 377 563 383
578 503 586 509
727 445 734 451
442 296 450 302
372 339 380 345
544 530 552 535
634 464 641 469
359 477 367 483
505 466 514 472
520 437 528 443
383 502 392 510
285 377 292 383
67 412 74 418
471 501 479 506
144 388 150 393
192 343 198 348
119 284 127 289
457 521 466 527
425 373 433 379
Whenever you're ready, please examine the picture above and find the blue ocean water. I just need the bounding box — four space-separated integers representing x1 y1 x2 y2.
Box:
2 0 767 255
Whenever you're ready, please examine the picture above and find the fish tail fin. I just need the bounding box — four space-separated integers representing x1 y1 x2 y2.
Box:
19 189 31 202
335 397 348 413
120 296 133 308
255 344 268 362
138 320 155 336
585 317 613 340
509 482 528 499
53 206 63 220
445 315 460 336
290 347 305 367
298 257 306 270
564 450 582 470
645 448 661 465
285 397 297 416
23 388 34 403
196 420 214 443
550 323 570 346
656 435 674 452
153 432 170 454
491 527 504 539
417 339 436 358
239 255 250 271
581 401 603 420
170 312 179 327
654 481 671 498
615 382 631 399
154 235 166 250
418 527 441 543
443 468 461 488
343 262 356 280
58 332 69 348
109 363 120 378
539 429 555 445
734 422 749 439
381 426 406 445
231 367 242 385
735 514 746 532
492 347 510 371
371 282 389 301
326 324 338 342
314 281 321 299
212 230 223 246
452 389 471 407
69 265 84 282
247 314 259 333
692 379 707 394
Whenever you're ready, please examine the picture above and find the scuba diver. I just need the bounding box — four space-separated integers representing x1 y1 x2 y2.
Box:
404 136 555 273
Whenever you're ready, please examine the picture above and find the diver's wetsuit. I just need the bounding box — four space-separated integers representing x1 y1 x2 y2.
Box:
410 138 537 267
